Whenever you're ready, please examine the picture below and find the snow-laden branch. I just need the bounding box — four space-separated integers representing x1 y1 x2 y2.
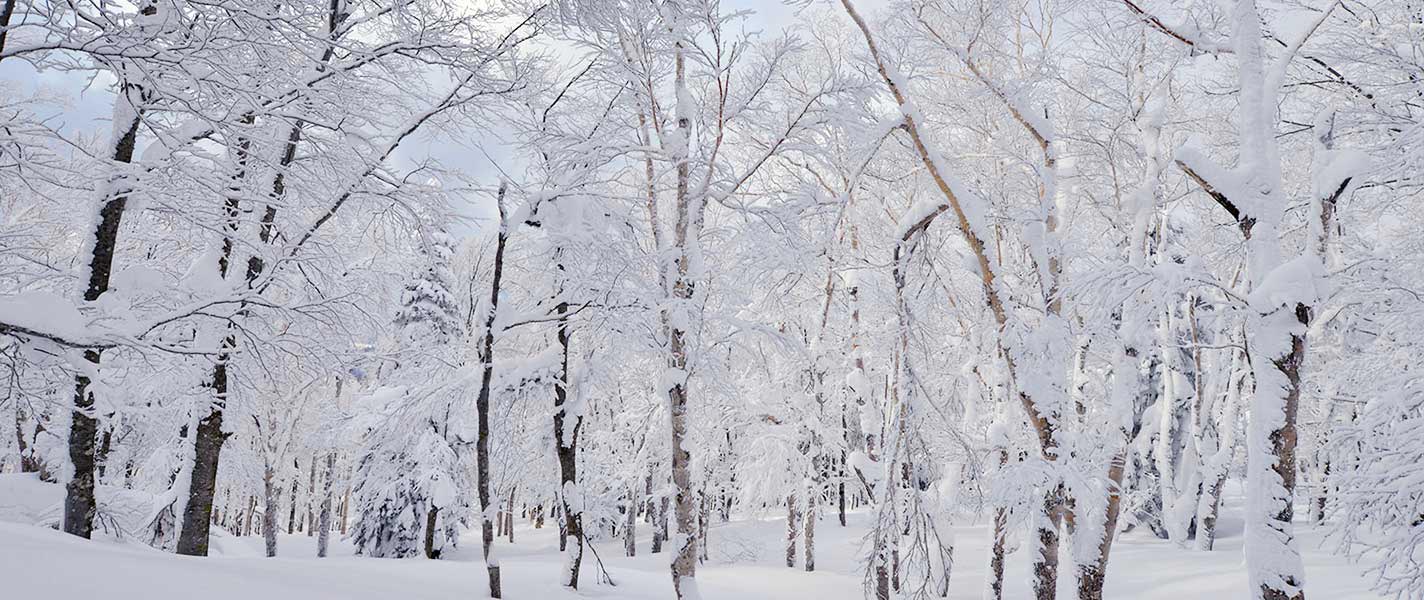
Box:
1117 0 1233 54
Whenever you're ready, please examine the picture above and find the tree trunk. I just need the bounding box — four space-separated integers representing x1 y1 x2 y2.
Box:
424 507 440 559
803 488 816 572
1197 470 1228 551
892 542 901 593
506 486 516 544
652 494 666 554
668 342 697 593
1251 305 1308 600
624 489 637 557
262 462 278 557
552 263 584 587
63 85 144 540
339 487 349 535
16 406 51 481
785 493 799 567
243 495 256 537
95 426 114 482
937 526 954 598
178 109 261 556
1197 347 1244 552
839 3 1067 596
987 506 1008 600
1076 453 1128 600
0 0 17 58
474 185 509 598
1034 487 1064 600
317 452 335 557
838 462 847 527
698 490 710 563
175 392 225 556
287 473 299 535
305 455 317 536
665 12 702 596
558 513 567 552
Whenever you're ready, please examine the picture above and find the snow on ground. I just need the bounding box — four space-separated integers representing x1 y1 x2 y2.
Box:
0 473 1386 599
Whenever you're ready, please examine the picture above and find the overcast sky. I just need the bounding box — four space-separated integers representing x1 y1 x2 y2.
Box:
0 1 850 237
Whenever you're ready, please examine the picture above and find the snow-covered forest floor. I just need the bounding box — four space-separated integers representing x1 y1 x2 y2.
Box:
0 473 1384 599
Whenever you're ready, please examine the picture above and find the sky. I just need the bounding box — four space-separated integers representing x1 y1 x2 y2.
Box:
0 0 852 238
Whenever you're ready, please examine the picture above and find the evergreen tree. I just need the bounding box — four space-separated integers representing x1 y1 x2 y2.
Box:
393 231 464 347
350 229 471 559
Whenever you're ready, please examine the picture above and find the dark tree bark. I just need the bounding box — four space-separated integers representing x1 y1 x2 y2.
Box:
63 88 144 540
175 0 353 550
175 401 225 555
95 426 114 481
474 185 509 598
287 472 299 535
697 490 710 563
803 488 816 572
423 507 440 559
177 110 258 556
0 0 17 59
305 456 317 536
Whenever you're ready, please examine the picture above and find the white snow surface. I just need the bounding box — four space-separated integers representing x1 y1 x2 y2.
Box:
0 473 1387 599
